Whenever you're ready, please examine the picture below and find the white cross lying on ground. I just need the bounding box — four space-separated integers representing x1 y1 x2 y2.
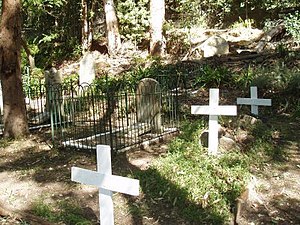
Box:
191 88 237 155
237 86 272 115
71 145 139 225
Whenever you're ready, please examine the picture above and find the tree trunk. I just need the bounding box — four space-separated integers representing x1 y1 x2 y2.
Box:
81 0 93 53
103 0 121 55
0 0 29 138
149 0 165 56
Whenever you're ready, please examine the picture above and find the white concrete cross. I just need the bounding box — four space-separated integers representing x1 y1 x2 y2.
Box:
191 88 237 155
71 145 139 225
237 86 272 115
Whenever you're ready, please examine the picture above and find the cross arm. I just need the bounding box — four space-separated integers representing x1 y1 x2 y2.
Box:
71 167 139 196
237 98 272 106
191 105 237 116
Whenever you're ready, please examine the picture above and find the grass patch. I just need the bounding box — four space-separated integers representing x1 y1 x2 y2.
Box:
133 117 289 224
134 120 251 224
32 198 94 225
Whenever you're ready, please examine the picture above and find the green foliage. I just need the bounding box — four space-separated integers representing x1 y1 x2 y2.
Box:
284 11 300 43
63 73 79 87
165 28 191 55
23 68 45 98
293 102 300 118
32 198 93 224
231 17 255 29
135 120 250 223
247 122 287 161
117 0 149 44
22 0 81 67
234 65 256 88
194 65 232 88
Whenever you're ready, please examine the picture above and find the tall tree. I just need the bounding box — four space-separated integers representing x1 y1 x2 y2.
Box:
103 0 121 55
0 0 29 138
81 0 93 53
149 0 165 56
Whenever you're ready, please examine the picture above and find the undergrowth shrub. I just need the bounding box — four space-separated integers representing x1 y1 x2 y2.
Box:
284 11 300 43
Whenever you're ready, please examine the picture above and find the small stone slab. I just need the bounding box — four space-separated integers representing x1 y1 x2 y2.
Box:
79 52 96 86
136 78 162 133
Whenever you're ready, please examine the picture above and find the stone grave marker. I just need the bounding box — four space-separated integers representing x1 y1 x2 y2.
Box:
136 78 162 133
191 88 237 155
71 145 139 225
30 67 63 124
79 52 95 86
237 86 272 115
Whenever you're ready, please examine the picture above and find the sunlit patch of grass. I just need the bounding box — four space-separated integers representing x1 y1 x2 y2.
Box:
32 198 94 225
135 120 251 224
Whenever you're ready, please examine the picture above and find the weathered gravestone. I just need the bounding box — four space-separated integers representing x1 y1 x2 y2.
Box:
136 78 162 133
191 88 237 155
33 67 63 124
71 145 139 225
237 86 272 115
79 52 96 86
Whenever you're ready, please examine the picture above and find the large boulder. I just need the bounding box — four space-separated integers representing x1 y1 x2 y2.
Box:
200 35 229 58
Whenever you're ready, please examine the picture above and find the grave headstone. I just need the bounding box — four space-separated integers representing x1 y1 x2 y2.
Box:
136 78 162 133
44 67 63 123
79 52 95 86
71 145 139 225
45 67 62 85
191 88 237 155
237 86 272 115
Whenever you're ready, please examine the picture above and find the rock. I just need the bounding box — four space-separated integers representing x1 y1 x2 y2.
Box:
199 125 227 148
219 136 240 151
199 130 209 147
200 35 229 58
239 114 262 129
236 129 255 145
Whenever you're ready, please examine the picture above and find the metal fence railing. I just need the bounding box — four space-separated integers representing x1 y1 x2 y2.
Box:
50 82 179 151
0 76 181 152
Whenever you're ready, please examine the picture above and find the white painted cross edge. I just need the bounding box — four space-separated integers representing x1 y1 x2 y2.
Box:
236 98 272 106
71 167 139 196
191 105 237 116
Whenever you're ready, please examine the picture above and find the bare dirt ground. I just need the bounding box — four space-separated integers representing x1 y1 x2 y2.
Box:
0 115 299 225
237 117 300 225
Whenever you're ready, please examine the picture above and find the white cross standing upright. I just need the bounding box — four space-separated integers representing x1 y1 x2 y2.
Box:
71 145 139 225
237 86 272 115
191 88 237 155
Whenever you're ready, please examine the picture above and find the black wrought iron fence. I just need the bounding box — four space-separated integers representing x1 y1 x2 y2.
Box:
49 81 179 151
0 75 181 152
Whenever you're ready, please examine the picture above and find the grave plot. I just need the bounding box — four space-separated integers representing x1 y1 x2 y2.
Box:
52 78 179 151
